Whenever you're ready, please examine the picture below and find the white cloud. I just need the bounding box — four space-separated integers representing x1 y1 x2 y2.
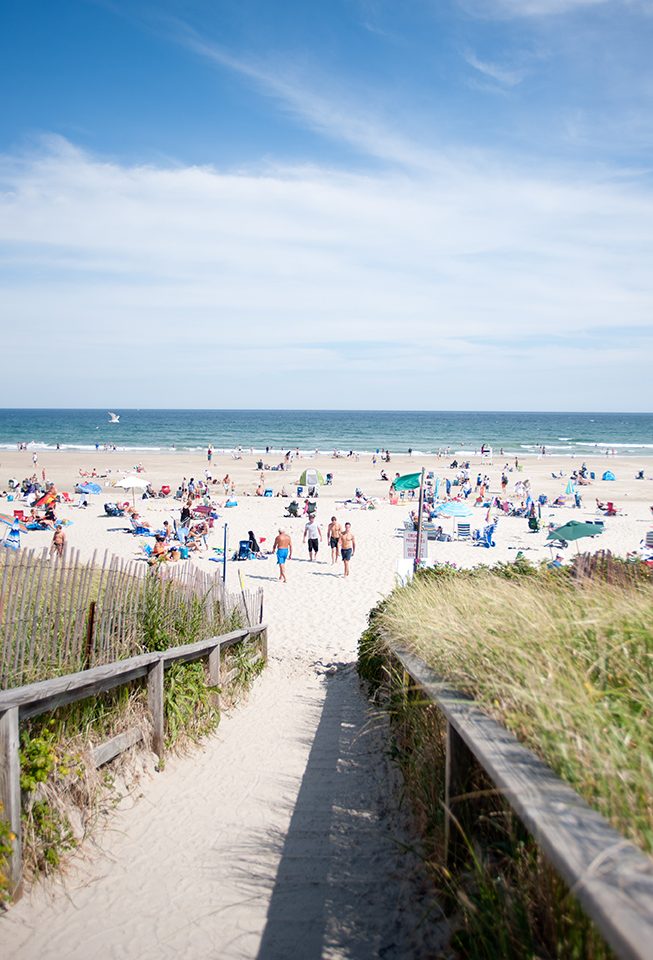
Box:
463 50 527 86
176 27 441 171
1 137 652 407
459 0 613 17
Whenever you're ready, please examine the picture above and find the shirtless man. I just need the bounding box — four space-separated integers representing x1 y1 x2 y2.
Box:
272 528 292 582
327 515 342 564
339 522 355 577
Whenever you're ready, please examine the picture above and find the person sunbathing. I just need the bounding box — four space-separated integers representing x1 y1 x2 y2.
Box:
131 513 150 530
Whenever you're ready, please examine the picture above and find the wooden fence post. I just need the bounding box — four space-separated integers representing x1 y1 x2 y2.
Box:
147 659 164 761
259 627 268 664
444 720 477 868
208 645 221 711
0 707 23 900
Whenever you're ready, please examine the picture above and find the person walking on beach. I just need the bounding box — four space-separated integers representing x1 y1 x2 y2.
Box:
327 516 342 564
340 522 355 577
50 524 66 559
272 528 292 582
303 515 322 561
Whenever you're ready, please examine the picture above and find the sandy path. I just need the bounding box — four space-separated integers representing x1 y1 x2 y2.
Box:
0 529 444 959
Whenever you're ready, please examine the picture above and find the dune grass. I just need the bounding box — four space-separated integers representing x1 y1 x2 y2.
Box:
359 559 652 958
370 562 653 853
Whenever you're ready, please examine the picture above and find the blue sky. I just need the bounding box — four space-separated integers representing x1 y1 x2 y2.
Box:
1 0 652 409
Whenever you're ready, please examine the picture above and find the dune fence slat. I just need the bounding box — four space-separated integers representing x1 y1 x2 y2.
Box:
0 552 264 689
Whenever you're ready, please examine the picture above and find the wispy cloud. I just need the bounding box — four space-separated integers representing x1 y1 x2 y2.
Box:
175 24 438 171
463 50 527 87
459 0 613 18
1 136 652 407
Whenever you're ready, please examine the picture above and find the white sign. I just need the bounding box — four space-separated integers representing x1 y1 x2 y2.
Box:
403 530 418 559
403 529 427 560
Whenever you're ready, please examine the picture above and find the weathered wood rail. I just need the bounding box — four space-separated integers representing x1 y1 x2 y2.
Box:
392 646 653 960
0 623 267 900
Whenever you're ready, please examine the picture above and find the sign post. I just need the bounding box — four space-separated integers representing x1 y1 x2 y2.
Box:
414 467 426 571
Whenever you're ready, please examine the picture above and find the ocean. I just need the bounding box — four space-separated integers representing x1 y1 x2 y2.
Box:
0 409 651 458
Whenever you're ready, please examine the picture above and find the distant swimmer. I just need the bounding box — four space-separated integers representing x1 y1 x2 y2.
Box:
340 522 355 578
272 528 292 582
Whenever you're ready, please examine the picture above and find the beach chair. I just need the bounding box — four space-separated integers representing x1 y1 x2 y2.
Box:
643 531 653 550
61 491 73 503
456 522 471 540
264 488 273 497
130 517 152 536
474 523 497 548
13 509 25 521
236 540 253 561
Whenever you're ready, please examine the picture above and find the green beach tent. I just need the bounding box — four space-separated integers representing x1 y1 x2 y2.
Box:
298 468 325 487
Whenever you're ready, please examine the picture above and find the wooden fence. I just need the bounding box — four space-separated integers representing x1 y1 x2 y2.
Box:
0 549 263 688
0 622 267 900
391 646 653 960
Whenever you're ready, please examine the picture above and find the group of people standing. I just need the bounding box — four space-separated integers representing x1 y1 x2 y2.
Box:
271 515 356 582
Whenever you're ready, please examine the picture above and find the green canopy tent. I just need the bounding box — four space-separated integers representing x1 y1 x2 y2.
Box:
392 472 422 490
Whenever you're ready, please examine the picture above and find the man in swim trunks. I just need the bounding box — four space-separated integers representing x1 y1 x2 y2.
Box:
340 522 355 577
327 515 342 564
272 527 292 582
303 515 322 561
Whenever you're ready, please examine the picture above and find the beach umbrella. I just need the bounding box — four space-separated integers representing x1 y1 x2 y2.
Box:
547 520 604 553
0 513 30 533
298 469 325 487
115 474 149 506
2 518 22 550
431 502 473 518
392 472 422 491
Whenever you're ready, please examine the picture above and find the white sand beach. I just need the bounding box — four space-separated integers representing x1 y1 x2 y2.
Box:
1 449 652 958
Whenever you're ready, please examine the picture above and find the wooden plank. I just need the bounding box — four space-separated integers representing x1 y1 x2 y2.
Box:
0 626 267 715
147 660 164 760
393 646 653 960
259 627 268 663
0 654 160 714
160 630 247 664
92 726 143 768
0 708 23 900
222 667 239 686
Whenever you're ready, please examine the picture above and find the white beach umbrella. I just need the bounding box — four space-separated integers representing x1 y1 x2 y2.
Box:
115 474 149 506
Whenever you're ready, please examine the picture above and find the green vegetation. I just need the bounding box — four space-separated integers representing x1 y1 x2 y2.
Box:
359 557 652 959
2 560 265 894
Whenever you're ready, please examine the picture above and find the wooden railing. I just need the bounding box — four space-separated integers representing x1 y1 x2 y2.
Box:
392 646 653 960
0 623 267 900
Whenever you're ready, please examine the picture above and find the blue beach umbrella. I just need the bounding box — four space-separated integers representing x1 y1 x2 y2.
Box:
431 502 473 518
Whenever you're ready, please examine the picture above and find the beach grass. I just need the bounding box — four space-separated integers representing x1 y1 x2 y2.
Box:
359 558 653 957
